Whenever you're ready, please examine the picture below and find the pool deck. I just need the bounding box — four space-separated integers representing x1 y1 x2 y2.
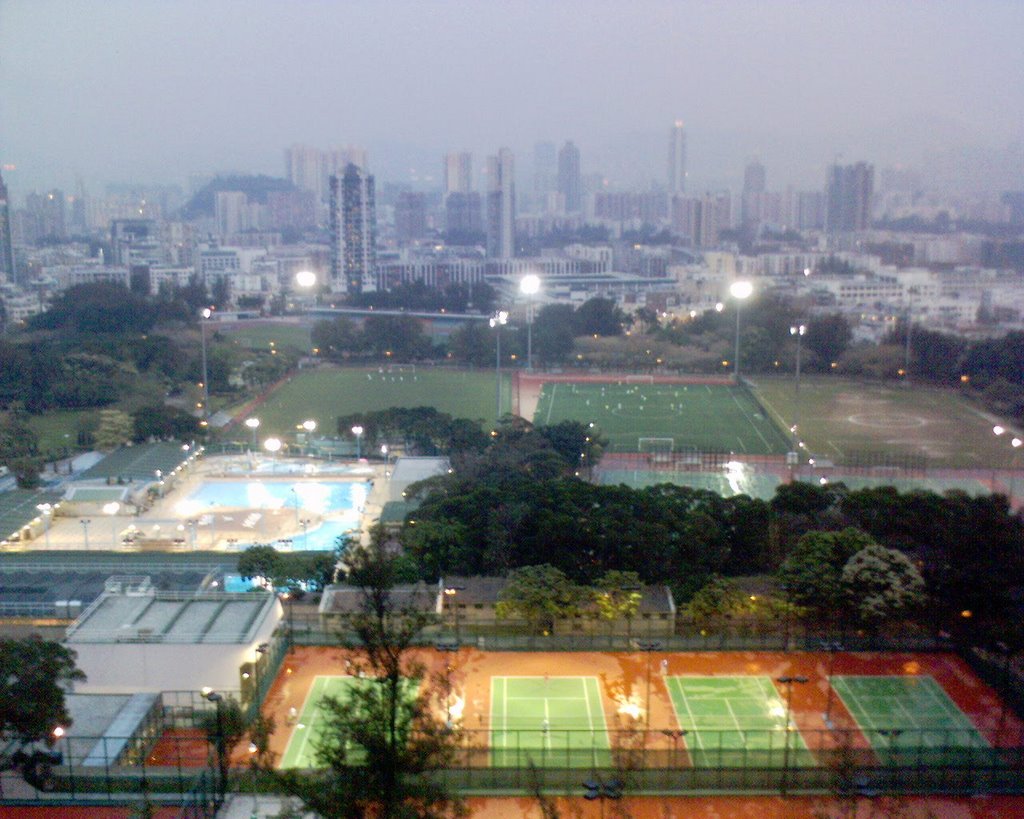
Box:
16 453 386 553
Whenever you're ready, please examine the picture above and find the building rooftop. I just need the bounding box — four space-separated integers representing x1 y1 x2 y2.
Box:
0 488 64 544
76 441 199 483
320 581 440 616
387 456 450 503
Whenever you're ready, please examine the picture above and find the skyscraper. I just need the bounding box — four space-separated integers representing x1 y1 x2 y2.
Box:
533 141 557 206
285 144 324 201
486 148 515 259
329 163 377 295
0 171 15 282
557 141 582 214
667 120 687 195
443 152 473 197
741 158 766 227
825 162 874 233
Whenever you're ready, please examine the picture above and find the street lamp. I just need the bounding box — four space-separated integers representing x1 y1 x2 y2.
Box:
351 425 364 460
102 502 120 549
263 437 281 473
380 444 390 476
434 641 460 727
582 776 623 817
660 729 687 769
729 280 753 380
993 426 1023 507
202 689 227 805
489 310 508 420
520 274 541 372
638 641 663 730
36 504 52 549
443 585 465 642
300 517 311 549
820 641 843 728
79 518 92 550
254 642 269 705
790 324 806 452
244 417 260 448
776 675 808 795
199 307 212 418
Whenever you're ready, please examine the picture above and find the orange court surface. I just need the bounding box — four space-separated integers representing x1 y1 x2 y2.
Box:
254 646 1023 766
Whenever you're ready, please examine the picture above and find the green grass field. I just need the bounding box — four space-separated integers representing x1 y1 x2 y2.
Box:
490 676 612 768
218 322 313 352
832 676 994 767
598 467 782 499
665 676 815 767
533 382 791 455
750 376 1014 469
242 367 511 436
280 675 420 769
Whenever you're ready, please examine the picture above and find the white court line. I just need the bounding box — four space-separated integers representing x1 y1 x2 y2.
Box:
730 391 772 451
545 383 558 425
289 675 334 769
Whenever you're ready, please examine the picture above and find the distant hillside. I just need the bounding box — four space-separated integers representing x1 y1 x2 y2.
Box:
179 175 297 219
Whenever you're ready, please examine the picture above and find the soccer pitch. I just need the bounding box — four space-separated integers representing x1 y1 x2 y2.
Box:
246 367 511 436
665 676 815 768
532 381 791 454
490 676 612 768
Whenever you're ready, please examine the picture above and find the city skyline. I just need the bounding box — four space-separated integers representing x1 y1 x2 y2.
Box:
1 2 1022 194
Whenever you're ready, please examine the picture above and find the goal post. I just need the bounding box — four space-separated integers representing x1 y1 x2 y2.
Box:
386 364 416 374
638 437 675 463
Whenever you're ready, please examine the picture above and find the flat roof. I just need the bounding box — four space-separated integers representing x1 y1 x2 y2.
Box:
0 488 64 543
66 588 275 644
76 441 197 482
388 456 450 503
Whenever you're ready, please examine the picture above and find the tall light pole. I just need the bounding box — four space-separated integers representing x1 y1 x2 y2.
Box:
102 502 120 549
244 417 260 449
36 504 52 549
79 518 92 550
520 274 541 372
489 310 508 421
993 426 1022 507
638 641 662 731
380 444 390 476
790 324 806 452
777 675 808 795
200 307 212 418
264 437 281 475
301 419 316 455
820 640 843 729
351 425 364 460
729 281 753 380
202 688 227 805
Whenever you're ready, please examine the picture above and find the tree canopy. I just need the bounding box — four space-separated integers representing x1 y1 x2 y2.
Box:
0 638 85 744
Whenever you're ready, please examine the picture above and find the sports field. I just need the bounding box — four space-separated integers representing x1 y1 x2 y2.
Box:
833 676 993 767
242 367 511 436
532 381 791 455
490 676 612 768
219 321 313 352
598 467 782 499
279 675 420 769
750 376 1015 469
666 676 815 767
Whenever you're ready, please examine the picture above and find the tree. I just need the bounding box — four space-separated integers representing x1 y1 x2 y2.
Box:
805 314 852 370
841 544 925 631
132 404 203 442
776 528 875 618
273 539 464 818
312 317 361 360
0 637 85 744
237 545 281 586
687 576 750 622
529 304 576 365
93 409 134 451
593 570 643 637
360 315 431 360
574 297 625 337
495 564 584 634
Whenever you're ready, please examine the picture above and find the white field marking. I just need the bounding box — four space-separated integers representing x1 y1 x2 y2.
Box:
670 677 707 752
545 383 558 425
288 675 335 769
581 676 596 734
730 391 772 451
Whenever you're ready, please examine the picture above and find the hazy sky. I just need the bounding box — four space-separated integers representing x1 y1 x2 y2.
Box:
2 0 1022 194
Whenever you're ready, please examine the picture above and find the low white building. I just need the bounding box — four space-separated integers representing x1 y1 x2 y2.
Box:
65 576 281 694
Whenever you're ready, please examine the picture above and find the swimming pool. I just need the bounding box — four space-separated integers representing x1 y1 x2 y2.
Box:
177 479 369 516
222 461 375 477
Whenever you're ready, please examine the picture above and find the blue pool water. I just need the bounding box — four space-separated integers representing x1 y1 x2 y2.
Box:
180 479 369 516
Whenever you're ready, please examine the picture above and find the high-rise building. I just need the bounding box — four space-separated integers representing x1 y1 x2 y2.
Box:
24 189 67 241
667 120 687 195
330 163 377 295
395 192 427 244
826 162 874 233
533 142 557 199
0 171 15 282
741 159 768 227
215 191 248 237
557 141 582 214
443 152 473 197
486 148 516 259
285 144 324 201
445 192 483 237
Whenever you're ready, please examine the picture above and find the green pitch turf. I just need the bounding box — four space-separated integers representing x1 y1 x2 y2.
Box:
219 322 313 352
533 382 791 455
666 676 815 767
749 376 1015 469
279 675 420 769
598 467 782 499
490 676 612 768
832 676 994 766
244 367 511 436
799 475 990 496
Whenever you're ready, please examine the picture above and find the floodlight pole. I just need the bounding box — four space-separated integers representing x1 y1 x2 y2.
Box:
639 641 662 731
777 675 808 795
204 690 227 805
821 640 843 728
790 325 806 452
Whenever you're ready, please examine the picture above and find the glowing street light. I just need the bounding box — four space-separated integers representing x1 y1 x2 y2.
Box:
199 307 212 417
295 270 317 289
729 280 753 380
302 419 316 433
244 417 260 447
993 426 1023 506
351 425 364 460
102 501 120 549
520 274 541 372
790 324 806 452
489 310 508 420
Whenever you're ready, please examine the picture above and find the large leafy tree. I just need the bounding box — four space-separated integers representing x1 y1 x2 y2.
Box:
274 538 464 818
573 297 625 337
776 528 875 618
495 564 584 634
0 637 85 743
841 544 925 631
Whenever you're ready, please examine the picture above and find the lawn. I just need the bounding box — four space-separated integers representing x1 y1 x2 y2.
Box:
242 366 511 436
217 321 313 353
533 381 791 455
28 409 94 455
749 376 1013 469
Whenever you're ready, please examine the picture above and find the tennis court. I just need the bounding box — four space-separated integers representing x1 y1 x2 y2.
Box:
279 675 420 769
832 675 994 766
532 382 791 455
490 676 612 768
665 676 815 767
800 475 990 496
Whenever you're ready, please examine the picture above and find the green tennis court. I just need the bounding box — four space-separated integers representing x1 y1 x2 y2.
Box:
666 676 815 767
832 676 994 766
800 475 991 496
490 676 612 768
533 382 791 454
280 675 420 769
598 468 781 499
